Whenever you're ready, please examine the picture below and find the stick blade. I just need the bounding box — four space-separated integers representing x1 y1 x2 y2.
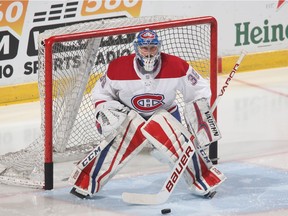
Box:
122 190 169 205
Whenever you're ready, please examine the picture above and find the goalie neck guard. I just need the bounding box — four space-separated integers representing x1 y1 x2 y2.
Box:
134 29 162 73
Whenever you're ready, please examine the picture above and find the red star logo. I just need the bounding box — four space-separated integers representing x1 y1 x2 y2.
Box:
277 0 287 8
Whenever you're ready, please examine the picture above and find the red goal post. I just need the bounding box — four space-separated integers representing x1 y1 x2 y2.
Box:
0 16 218 190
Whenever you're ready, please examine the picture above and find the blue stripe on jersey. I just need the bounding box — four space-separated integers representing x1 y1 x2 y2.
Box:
170 106 181 122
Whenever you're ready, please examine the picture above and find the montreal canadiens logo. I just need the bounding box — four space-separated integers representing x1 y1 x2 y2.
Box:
140 31 156 39
131 94 165 112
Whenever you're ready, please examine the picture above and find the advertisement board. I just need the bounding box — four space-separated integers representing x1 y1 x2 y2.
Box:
0 0 287 87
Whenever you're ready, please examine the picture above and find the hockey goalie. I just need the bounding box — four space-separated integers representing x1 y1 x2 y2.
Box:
68 29 226 200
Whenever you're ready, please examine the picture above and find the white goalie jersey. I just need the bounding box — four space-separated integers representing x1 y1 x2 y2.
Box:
92 52 211 119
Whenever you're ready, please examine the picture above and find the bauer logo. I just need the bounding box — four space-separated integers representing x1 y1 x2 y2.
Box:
81 0 142 17
165 144 194 192
131 94 165 112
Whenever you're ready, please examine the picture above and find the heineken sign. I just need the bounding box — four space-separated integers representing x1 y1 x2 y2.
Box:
235 19 288 46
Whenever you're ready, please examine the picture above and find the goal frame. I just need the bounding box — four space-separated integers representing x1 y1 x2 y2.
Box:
43 16 218 190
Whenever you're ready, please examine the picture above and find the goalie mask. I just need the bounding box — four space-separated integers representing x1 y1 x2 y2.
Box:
134 29 162 73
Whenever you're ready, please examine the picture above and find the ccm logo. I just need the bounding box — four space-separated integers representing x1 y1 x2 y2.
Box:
81 146 101 167
165 145 194 192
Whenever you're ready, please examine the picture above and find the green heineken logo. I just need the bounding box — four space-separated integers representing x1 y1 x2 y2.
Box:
235 19 288 46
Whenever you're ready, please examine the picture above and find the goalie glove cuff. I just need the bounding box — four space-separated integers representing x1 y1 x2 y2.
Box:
96 109 128 137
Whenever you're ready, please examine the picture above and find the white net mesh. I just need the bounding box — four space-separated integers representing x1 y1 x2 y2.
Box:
0 16 215 188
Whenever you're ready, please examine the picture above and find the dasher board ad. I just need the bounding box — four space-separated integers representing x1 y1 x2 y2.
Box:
0 0 287 86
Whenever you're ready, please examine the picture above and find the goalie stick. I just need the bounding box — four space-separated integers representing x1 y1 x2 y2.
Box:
122 51 247 205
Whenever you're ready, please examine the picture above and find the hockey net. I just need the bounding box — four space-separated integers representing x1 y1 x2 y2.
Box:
0 16 217 189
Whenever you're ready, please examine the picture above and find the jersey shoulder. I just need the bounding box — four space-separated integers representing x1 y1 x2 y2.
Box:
106 54 139 80
156 53 189 79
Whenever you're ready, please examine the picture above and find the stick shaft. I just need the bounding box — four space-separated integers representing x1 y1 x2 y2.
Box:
211 51 247 112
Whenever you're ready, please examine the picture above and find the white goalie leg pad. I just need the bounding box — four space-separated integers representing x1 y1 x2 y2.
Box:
142 109 226 196
96 109 128 137
184 98 222 149
70 110 148 197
